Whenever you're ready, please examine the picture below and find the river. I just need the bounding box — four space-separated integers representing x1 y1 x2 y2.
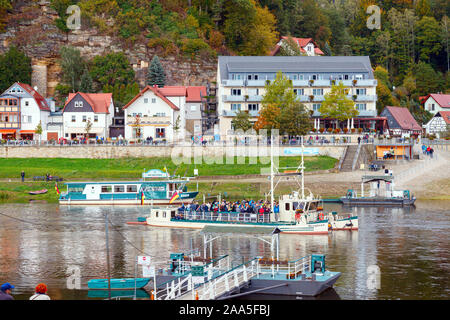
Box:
0 200 448 300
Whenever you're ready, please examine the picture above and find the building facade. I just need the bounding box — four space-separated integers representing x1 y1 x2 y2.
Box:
380 106 422 137
0 82 51 140
423 111 450 137
217 56 378 139
62 92 114 139
270 37 324 56
422 94 450 114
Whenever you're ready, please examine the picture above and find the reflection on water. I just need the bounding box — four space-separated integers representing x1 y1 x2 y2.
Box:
0 200 449 300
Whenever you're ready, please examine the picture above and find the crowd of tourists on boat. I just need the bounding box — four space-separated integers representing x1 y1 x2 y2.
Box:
177 199 280 216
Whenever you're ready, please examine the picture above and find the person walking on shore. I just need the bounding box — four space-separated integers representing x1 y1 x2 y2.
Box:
29 283 51 300
0 283 14 300
430 147 434 159
21 171 25 182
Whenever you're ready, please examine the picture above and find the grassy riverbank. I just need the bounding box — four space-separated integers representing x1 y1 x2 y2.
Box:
0 156 336 180
0 156 337 203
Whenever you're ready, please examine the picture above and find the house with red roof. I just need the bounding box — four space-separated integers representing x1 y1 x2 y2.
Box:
62 92 114 139
421 94 450 114
122 85 206 142
423 111 450 138
380 106 423 137
270 37 324 56
0 82 52 140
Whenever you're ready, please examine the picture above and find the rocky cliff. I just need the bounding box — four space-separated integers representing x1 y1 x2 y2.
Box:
0 0 218 97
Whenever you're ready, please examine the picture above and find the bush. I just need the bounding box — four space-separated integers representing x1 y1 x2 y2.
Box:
181 38 213 58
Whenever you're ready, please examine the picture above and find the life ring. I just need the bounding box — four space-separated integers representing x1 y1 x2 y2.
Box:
318 212 324 220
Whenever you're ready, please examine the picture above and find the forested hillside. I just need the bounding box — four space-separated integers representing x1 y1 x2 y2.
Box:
0 0 449 122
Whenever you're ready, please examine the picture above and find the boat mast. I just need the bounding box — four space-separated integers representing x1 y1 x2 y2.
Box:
270 133 274 218
301 136 305 199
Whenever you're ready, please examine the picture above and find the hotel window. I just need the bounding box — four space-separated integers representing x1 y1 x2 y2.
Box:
248 104 259 111
356 103 367 111
312 104 321 111
248 74 252 80
156 128 165 138
82 115 87 122
114 185 124 193
152 98 156 103
344 74 349 80
293 89 304 95
126 185 137 192
254 74 259 80
144 98 148 103
356 74 363 80
101 186 112 193
312 89 323 95
299 75 304 80
312 74 318 80
356 88 366 95
292 75 298 80
231 104 241 111
94 115 98 122
231 89 241 96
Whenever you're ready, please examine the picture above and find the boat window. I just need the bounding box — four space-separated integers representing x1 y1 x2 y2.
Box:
293 202 298 210
68 186 84 193
101 186 112 193
171 211 176 218
114 185 124 193
163 212 166 218
126 185 137 192
155 211 159 218
285 203 290 211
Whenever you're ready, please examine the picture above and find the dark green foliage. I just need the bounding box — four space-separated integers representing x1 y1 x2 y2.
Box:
0 46 32 93
90 52 135 87
147 55 166 87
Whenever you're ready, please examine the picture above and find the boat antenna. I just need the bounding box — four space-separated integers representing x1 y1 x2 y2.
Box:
270 132 274 218
301 136 305 199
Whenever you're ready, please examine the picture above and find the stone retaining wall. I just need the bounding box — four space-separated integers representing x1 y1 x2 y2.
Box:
0 145 345 160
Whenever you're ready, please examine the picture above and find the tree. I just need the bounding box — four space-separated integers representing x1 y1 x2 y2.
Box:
254 103 281 133
35 121 43 145
278 103 311 136
80 68 93 93
84 119 92 139
0 46 32 93
60 46 85 92
261 71 297 109
416 16 442 62
278 36 304 56
90 52 135 87
231 110 252 132
147 55 166 87
173 115 181 141
319 82 358 128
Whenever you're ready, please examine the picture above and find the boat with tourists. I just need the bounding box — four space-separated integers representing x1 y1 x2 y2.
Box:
58 169 198 205
341 173 416 206
145 137 358 234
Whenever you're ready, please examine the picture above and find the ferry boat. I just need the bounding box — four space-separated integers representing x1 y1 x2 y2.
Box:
59 169 198 205
145 138 357 234
341 174 416 206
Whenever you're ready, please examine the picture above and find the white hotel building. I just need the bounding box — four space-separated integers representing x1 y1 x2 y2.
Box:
216 56 378 138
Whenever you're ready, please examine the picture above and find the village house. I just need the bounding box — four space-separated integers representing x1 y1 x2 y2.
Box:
216 55 379 139
122 85 206 142
421 93 450 114
379 106 422 137
423 111 450 138
62 92 114 140
270 37 324 56
0 82 52 141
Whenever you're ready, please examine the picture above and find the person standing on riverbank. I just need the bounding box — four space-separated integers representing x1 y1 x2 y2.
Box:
21 171 25 182
29 283 51 300
0 283 14 300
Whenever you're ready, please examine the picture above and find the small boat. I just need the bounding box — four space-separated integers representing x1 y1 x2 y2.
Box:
88 289 150 299
28 189 48 195
87 278 150 290
58 169 198 205
341 174 416 206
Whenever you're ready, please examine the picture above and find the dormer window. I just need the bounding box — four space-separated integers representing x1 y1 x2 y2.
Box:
75 101 83 108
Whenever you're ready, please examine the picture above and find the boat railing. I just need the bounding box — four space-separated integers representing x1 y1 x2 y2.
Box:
174 210 271 223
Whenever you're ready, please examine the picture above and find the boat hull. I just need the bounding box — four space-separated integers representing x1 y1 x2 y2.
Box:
87 278 150 290
239 272 341 297
59 198 196 206
341 197 416 206
325 216 358 231
146 219 329 235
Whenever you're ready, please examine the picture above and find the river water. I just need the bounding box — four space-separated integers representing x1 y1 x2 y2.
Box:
0 200 448 300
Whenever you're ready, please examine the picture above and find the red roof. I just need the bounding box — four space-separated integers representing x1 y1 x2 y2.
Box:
64 92 113 113
186 86 206 102
437 111 450 124
158 86 186 97
270 37 324 56
385 106 422 131
123 86 180 111
17 83 50 111
424 94 450 108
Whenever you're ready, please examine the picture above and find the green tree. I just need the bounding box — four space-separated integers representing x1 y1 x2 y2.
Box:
80 68 93 93
278 103 311 136
60 46 85 92
35 121 43 144
84 119 92 139
231 110 252 132
147 55 166 87
90 52 135 87
0 47 32 93
319 82 358 128
261 71 297 109
416 16 442 62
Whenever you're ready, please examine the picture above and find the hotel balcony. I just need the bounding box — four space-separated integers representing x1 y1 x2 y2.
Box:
311 109 377 117
127 115 171 125
222 79 245 86
247 80 267 86
311 80 331 86
292 80 309 86
0 122 20 128
295 95 310 102
355 95 377 102
222 95 263 102
221 110 259 117
355 79 377 86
